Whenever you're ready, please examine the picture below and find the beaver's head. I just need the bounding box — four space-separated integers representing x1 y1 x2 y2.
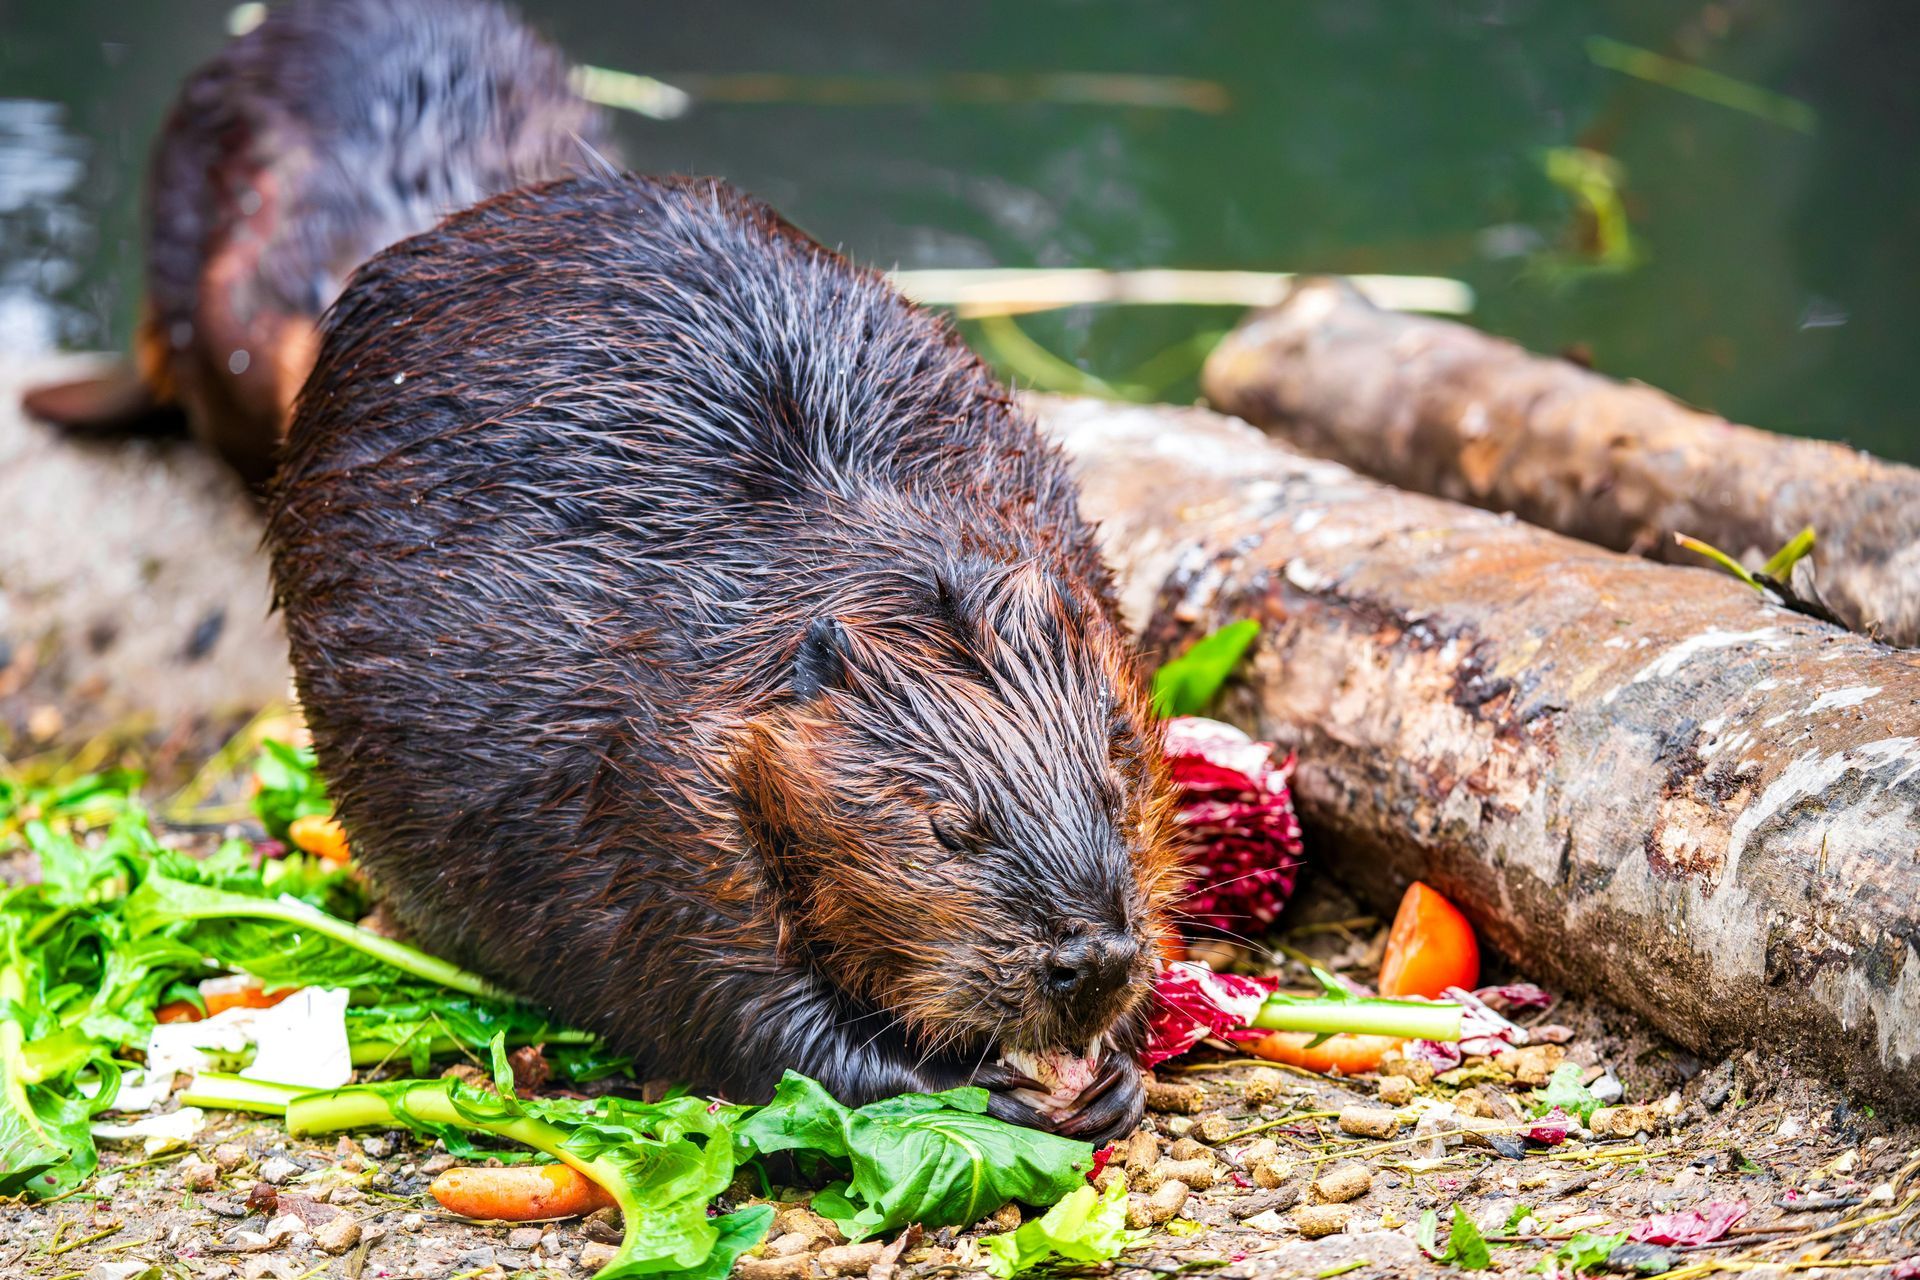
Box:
732 554 1179 1070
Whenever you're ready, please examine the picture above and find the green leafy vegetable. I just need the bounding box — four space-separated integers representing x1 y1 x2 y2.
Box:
1151 620 1260 717
193 1043 1100 1280
250 740 331 841
1547 1232 1627 1275
1251 967 1463 1045
1417 1207 1492 1270
980 1180 1133 1277
741 1073 1096 1241
1532 1063 1602 1126
1504 1203 1536 1233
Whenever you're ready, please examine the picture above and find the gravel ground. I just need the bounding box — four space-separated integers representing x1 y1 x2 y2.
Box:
4 888 1915 1280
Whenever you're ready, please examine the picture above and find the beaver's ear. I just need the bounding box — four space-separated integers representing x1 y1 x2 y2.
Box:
791 617 847 701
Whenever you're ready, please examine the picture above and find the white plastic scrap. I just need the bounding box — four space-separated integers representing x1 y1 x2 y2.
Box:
145 986 353 1091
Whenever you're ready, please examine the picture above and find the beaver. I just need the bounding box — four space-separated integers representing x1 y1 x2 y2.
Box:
23 0 605 485
265 173 1180 1141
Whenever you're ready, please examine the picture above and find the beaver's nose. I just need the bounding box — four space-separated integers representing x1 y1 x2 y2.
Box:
1045 928 1139 1003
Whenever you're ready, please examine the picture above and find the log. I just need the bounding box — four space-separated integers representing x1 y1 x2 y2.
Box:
7 354 1919 1104
1033 394 1920 1108
1199 278 1920 647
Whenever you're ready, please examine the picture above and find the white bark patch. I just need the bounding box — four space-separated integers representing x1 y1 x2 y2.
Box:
1605 628 1789 704
1720 737 1920 884
1806 685 1881 713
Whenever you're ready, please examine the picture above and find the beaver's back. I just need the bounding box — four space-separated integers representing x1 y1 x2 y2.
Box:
143 0 603 480
268 174 1115 992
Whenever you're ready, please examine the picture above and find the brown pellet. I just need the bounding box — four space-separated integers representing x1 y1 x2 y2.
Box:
1144 1078 1208 1114
1127 1179 1191 1229
1311 1162 1372 1204
1294 1204 1353 1239
1337 1106 1398 1138
1376 1075 1416 1105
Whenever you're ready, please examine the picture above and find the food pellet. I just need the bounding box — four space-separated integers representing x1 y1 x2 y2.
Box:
1376 1075 1416 1105
1127 1179 1191 1229
1124 1129 1161 1173
1337 1106 1398 1138
1195 1113 1235 1144
1144 1078 1208 1114
1294 1204 1353 1238
1311 1162 1372 1204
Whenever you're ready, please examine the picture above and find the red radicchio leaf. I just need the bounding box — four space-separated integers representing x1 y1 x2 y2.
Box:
1163 716 1304 935
1471 983 1555 1013
1893 1259 1920 1280
1086 1144 1115 1183
1525 1107 1572 1146
1627 1200 1750 1246
1142 961 1276 1067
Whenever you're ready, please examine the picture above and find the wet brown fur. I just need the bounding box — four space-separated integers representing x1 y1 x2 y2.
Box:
267 173 1178 1141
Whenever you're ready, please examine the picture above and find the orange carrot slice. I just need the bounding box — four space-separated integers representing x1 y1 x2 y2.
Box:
288 813 351 863
1246 1030 1403 1076
429 1163 615 1221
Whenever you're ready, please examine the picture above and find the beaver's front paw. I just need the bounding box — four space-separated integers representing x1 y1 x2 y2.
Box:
964 1053 1143 1145
1049 1050 1143 1144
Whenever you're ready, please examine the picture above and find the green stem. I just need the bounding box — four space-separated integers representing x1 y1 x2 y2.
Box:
1252 994 1462 1042
154 888 507 999
346 1028 596 1066
179 1073 310 1115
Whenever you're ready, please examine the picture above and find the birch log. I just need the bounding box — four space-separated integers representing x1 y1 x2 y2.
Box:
1200 278 1920 647
1032 394 1920 1108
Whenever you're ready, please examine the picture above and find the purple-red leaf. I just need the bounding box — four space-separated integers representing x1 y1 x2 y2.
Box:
1627 1200 1749 1246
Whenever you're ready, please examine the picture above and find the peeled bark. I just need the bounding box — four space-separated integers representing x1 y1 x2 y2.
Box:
1033 394 1920 1109
1200 278 1920 647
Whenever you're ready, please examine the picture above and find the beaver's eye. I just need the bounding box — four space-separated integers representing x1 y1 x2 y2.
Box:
930 819 967 854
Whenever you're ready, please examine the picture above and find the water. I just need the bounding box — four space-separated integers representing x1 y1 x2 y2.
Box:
3 0 1915 459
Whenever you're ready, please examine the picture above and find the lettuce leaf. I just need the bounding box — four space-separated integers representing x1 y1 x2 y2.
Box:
741 1073 1097 1241
1151 620 1260 718
980 1180 1133 1277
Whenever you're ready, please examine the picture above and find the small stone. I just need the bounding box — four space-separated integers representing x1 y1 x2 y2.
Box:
1144 1078 1207 1114
579 1241 621 1272
1590 1074 1624 1103
1337 1107 1398 1138
400 1213 425 1231
1243 1209 1288 1232
1294 1204 1353 1238
1376 1075 1416 1106
258 1156 302 1185
452 1247 496 1270
420 1153 456 1175
1311 1163 1372 1204
315 1215 361 1255
362 1134 394 1158
1227 1186 1301 1219
263 1212 304 1243
87 1263 158 1280
508 1227 544 1251
1492 1044 1566 1087
582 1206 624 1243
1165 1116 1196 1138
180 1157 221 1191
288 1231 314 1252
1591 1105 1662 1139
211 1143 248 1172
540 1232 564 1257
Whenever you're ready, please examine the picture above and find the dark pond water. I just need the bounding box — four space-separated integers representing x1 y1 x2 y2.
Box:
3 0 1916 459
